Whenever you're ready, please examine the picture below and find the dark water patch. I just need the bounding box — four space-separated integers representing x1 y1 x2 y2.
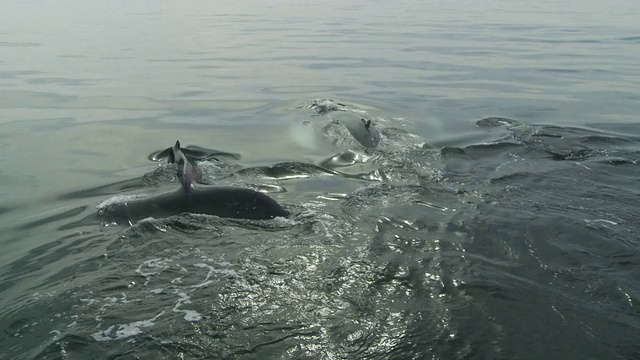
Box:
504 36 602 44
472 121 640 165
0 70 43 79
439 142 525 182
456 142 524 158
175 90 212 97
475 116 522 128
58 54 89 59
455 197 640 358
619 36 640 42
537 68 582 74
487 167 638 236
57 213 101 231
546 148 601 161
586 123 640 139
136 215 292 243
28 77 101 86
102 56 134 60
0 90 78 109
27 117 77 132
57 178 144 200
367 79 436 88
0 205 13 215
260 85 352 95
190 64 226 70
233 162 337 180
340 183 457 221
579 134 633 145
15 205 88 231
597 156 639 165
0 41 41 47
0 231 112 327
126 11 162 16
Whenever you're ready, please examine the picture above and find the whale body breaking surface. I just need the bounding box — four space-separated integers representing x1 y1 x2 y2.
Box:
98 185 289 225
96 138 291 225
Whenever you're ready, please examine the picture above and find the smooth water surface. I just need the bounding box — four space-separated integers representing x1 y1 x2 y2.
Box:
1 1 639 359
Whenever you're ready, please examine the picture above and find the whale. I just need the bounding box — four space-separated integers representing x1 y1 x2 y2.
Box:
91 140 289 225
328 113 381 149
149 140 201 192
98 185 289 225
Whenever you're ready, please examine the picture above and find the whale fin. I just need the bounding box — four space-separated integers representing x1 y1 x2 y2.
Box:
171 140 183 163
179 159 197 192
172 140 197 192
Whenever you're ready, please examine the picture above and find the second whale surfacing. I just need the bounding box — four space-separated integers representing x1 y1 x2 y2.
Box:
98 185 289 225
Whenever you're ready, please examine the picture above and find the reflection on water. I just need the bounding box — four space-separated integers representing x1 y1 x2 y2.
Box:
1 0 640 359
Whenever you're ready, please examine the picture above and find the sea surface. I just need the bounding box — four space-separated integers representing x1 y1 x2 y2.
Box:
1 1 639 359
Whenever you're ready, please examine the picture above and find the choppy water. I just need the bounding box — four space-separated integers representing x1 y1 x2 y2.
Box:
1 1 639 359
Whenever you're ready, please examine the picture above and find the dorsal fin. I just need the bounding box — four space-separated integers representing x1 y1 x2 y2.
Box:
180 160 196 192
171 140 196 192
171 140 187 164
166 140 180 164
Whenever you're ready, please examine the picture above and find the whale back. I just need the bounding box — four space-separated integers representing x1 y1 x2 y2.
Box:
100 186 289 225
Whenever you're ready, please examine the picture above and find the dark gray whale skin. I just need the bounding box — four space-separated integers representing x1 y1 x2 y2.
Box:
99 185 289 225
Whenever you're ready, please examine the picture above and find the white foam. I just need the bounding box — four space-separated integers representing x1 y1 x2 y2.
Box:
290 122 323 151
67 315 78 328
182 310 202 322
197 160 224 182
79 298 97 306
192 263 215 288
135 258 172 286
273 216 298 226
91 311 165 342
138 217 164 228
96 193 149 210
585 219 618 226
120 292 134 304
172 292 202 322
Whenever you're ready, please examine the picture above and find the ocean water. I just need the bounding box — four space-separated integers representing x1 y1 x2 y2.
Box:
1 1 639 359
